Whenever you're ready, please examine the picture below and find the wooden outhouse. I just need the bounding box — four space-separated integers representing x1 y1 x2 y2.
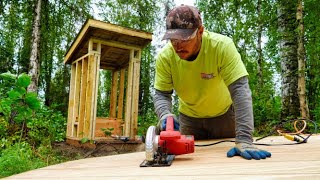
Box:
64 19 152 143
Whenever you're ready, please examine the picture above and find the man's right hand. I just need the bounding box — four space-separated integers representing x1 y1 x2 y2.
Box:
157 114 180 132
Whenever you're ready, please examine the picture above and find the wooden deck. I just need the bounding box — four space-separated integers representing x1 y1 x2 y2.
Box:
7 135 320 179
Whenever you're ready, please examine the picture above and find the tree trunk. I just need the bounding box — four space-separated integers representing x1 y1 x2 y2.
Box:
278 0 300 119
27 0 41 93
257 0 263 87
296 0 310 119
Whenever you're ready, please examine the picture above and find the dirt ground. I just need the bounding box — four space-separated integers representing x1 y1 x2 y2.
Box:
52 141 145 159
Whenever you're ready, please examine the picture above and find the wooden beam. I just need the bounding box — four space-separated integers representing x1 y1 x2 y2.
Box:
72 61 82 137
67 63 76 137
110 70 119 118
89 19 152 41
124 50 134 137
72 53 92 65
64 22 91 64
92 38 141 51
117 68 125 119
91 48 101 139
78 57 88 138
131 50 141 137
84 55 95 138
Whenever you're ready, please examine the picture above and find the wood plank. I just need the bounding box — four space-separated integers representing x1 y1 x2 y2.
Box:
124 50 134 137
64 22 90 64
109 70 119 118
78 57 88 138
7 135 320 179
88 19 152 41
83 55 95 138
73 61 82 121
66 64 76 137
91 49 101 139
94 117 123 137
130 50 141 137
117 68 125 119
92 38 141 51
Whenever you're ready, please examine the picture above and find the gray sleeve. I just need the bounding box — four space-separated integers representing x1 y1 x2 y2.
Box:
228 76 254 144
153 89 173 119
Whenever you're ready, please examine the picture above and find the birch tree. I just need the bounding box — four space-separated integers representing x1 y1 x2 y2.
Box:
27 0 42 93
278 0 300 119
297 0 310 119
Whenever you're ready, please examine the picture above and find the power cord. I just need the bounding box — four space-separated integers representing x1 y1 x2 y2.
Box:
195 118 317 147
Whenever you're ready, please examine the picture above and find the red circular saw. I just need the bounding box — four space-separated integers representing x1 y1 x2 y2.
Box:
140 116 194 167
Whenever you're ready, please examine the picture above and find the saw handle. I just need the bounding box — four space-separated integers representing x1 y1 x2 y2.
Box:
160 116 181 140
166 116 175 131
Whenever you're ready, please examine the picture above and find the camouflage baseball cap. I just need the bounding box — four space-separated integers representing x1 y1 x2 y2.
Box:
162 5 202 40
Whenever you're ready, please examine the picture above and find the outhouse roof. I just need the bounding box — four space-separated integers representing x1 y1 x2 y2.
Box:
64 19 153 68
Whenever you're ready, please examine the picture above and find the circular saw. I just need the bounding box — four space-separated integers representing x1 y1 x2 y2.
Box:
140 116 195 167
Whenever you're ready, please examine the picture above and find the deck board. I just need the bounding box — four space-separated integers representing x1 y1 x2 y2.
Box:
6 135 320 179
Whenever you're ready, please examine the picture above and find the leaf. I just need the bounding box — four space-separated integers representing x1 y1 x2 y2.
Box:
0 99 12 115
25 93 40 110
16 87 27 95
8 90 22 100
80 138 89 144
0 72 16 81
17 73 31 88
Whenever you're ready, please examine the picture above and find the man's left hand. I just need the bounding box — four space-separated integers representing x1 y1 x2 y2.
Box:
227 142 271 160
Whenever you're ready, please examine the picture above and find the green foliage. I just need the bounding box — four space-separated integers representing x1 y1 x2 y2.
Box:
0 72 39 127
27 106 66 145
80 138 89 144
101 128 114 136
0 142 45 178
0 72 66 145
138 110 158 136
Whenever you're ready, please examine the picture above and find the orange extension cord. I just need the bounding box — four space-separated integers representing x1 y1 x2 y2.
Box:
277 119 307 142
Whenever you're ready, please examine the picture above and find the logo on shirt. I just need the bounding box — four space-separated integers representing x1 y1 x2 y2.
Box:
200 73 215 80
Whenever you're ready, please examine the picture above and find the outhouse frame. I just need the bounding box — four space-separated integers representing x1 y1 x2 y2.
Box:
64 19 152 142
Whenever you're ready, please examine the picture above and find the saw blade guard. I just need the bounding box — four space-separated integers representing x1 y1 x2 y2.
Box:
145 126 158 161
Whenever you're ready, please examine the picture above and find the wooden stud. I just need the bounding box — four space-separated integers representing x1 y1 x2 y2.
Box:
117 68 125 119
67 63 76 137
71 61 82 137
78 57 88 138
83 55 95 138
91 43 101 139
88 39 93 52
72 53 92 65
131 50 141 137
124 50 134 137
110 70 119 118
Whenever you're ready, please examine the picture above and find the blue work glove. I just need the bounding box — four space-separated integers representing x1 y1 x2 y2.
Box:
227 142 271 160
157 114 180 131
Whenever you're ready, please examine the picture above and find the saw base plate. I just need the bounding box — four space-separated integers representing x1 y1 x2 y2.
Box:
140 155 175 167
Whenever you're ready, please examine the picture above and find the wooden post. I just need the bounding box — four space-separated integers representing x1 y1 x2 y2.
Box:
71 61 82 136
78 57 88 138
110 70 119 118
131 50 141 137
67 64 76 137
124 49 141 137
117 68 125 119
91 42 101 139
124 50 134 137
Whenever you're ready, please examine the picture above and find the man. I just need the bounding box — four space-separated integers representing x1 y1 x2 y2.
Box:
153 4 271 160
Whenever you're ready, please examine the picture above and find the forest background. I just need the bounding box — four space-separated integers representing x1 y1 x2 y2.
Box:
0 0 319 178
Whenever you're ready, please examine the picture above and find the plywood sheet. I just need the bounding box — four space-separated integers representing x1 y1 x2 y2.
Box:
7 135 320 179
